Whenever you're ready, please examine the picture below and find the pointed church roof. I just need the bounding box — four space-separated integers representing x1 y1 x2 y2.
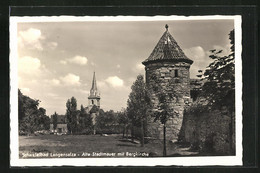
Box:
142 24 193 65
89 72 100 98
91 72 97 91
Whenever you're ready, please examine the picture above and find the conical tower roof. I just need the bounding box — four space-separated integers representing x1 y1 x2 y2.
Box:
142 24 193 65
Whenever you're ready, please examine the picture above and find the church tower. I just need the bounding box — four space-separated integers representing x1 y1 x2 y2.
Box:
142 24 193 141
88 72 100 108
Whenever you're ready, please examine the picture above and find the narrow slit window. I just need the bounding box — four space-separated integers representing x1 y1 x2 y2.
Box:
175 69 178 77
92 100 94 104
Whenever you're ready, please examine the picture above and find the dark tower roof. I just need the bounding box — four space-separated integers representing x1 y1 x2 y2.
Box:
89 72 100 99
142 24 193 65
91 72 97 92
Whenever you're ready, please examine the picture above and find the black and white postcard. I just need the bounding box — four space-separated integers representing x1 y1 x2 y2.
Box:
10 15 242 166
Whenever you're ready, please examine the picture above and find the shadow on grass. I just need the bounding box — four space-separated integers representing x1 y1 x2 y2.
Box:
116 144 136 147
167 153 199 157
118 139 139 144
32 148 50 153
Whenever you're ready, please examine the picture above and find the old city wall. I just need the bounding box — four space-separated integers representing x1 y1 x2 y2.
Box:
145 61 191 141
180 105 235 154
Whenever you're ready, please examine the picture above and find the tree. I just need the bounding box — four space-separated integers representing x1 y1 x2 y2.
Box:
78 104 93 134
201 29 234 107
96 109 118 134
66 97 78 134
52 112 58 130
40 113 50 130
78 105 86 132
84 112 93 134
146 70 181 156
71 97 78 134
149 80 178 156
66 99 72 134
18 89 39 123
155 93 178 156
199 29 235 154
126 75 150 147
18 89 50 133
95 109 106 132
118 108 129 138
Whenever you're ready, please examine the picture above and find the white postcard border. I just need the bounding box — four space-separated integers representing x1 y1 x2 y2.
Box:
10 15 242 166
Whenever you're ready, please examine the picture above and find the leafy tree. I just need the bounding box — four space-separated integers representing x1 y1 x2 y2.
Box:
78 105 86 131
104 110 117 125
52 112 58 130
127 75 150 147
18 89 50 133
66 97 78 134
40 113 50 130
96 109 118 134
66 99 72 134
199 29 235 153
148 76 179 156
18 89 39 122
127 95 139 140
96 109 106 131
70 97 78 134
154 92 178 156
84 112 93 134
99 110 117 127
118 108 129 138
78 105 93 134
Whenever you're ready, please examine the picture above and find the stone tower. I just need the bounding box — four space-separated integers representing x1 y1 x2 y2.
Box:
142 24 193 141
88 72 100 108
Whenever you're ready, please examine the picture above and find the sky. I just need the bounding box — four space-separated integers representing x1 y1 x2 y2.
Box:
16 17 234 115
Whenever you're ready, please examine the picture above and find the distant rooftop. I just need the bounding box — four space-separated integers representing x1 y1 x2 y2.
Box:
143 24 193 65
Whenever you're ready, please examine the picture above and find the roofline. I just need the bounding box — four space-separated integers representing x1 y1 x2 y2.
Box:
142 58 193 66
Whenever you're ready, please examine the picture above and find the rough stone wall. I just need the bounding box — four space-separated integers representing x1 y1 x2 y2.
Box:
180 106 235 154
145 61 191 141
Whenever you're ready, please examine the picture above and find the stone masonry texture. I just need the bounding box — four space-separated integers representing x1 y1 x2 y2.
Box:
145 61 192 141
180 106 235 154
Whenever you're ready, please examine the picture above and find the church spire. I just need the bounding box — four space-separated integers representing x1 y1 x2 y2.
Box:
91 71 97 92
88 71 100 107
90 72 98 97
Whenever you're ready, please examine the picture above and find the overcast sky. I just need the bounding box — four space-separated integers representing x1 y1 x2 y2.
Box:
17 18 234 115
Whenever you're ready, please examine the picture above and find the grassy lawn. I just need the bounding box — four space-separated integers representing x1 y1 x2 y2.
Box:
19 134 198 158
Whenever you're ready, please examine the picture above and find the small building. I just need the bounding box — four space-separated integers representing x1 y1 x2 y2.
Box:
50 115 68 134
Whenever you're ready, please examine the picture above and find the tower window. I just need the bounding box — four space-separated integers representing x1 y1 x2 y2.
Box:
174 70 178 77
92 100 94 104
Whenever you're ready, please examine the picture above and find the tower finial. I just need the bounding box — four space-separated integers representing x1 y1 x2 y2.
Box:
165 24 169 31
